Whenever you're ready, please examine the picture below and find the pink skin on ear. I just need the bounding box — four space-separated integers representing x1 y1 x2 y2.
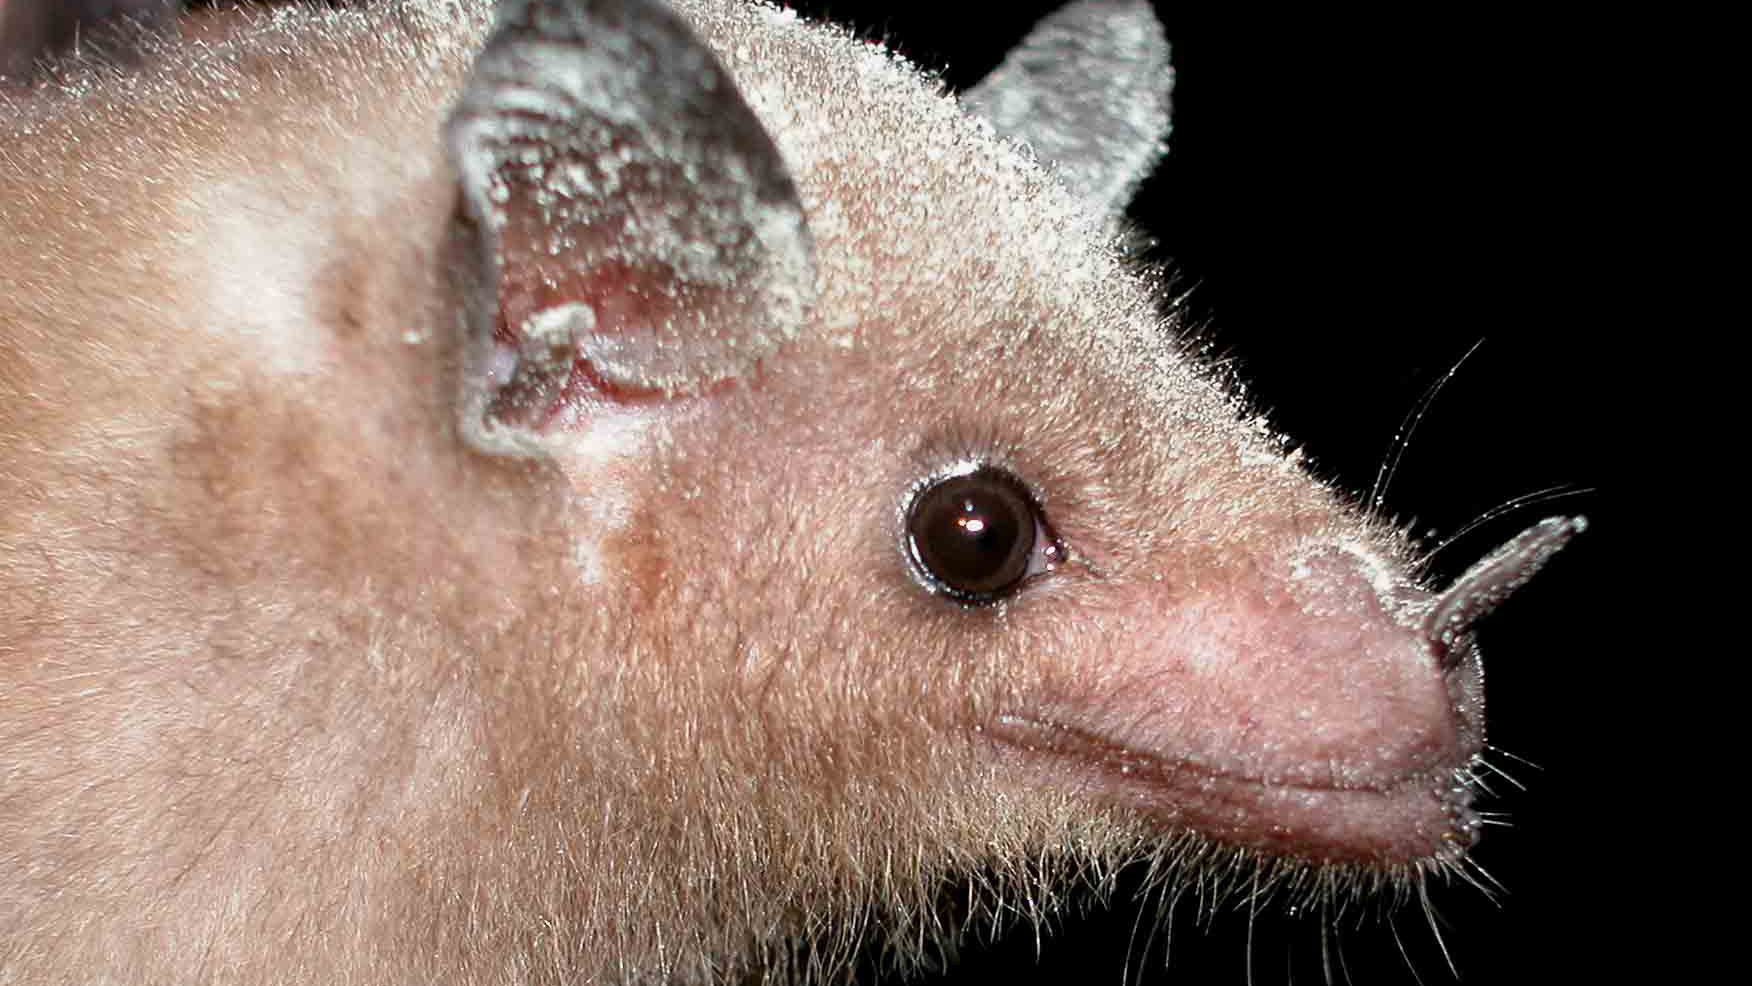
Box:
445 0 817 456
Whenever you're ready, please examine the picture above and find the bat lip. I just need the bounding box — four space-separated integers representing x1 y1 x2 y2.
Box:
986 713 1481 867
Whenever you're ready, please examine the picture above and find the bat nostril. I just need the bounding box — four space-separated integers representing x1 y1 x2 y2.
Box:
1429 630 1473 673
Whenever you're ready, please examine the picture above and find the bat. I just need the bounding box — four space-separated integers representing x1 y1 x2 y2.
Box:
0 2 1593 982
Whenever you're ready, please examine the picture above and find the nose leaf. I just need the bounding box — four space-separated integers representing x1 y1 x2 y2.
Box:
1426 516 1587 669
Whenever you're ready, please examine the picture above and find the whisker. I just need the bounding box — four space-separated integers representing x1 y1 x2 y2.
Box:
1368 339 1485 524
1335 916 1356 986
1461 856 1509 898
1389 913 1430 986
1128 882 1170 986
1245 868 1260 986
1476 755 1529 792
1420 484 1593 568
1465 765 1499 798
1419 880 1457 980
1319 902 1335 986
1488 745 1545 772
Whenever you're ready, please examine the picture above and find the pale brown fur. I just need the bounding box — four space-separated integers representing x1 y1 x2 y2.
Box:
2 3 1473 984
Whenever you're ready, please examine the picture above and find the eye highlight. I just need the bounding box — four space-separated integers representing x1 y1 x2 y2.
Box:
905 466 1064 605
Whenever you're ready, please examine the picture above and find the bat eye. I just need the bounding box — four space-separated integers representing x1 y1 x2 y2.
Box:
905 467 1063 604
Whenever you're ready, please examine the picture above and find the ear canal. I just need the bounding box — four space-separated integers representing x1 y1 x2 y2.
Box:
446 0 816 452
962 0 1172 224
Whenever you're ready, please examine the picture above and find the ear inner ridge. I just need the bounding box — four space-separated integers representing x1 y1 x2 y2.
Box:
445 0 817 445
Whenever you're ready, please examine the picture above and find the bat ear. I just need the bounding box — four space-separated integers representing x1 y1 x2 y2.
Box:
962 0 1172 223
445 0 816 454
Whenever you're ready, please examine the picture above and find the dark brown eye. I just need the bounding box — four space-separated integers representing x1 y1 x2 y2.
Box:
905 467 1060 604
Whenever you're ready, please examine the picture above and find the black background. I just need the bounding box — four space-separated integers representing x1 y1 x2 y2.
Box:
787 3 1617 984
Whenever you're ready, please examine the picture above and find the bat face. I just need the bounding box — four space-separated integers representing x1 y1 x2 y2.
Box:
0 2 1584 983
